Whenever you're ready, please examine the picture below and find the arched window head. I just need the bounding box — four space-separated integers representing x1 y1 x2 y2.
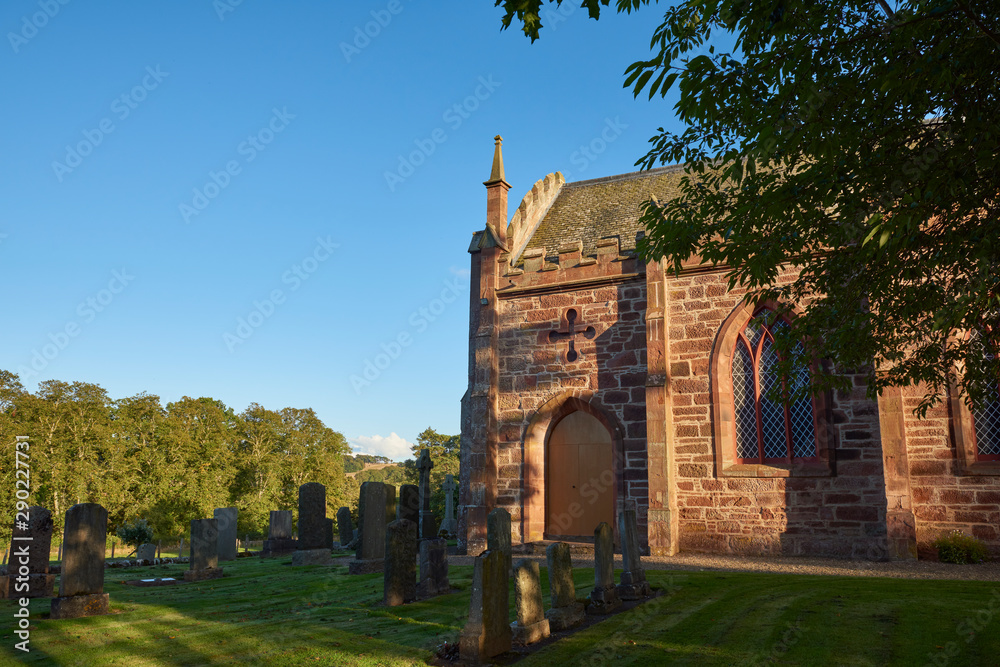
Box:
731 309 818 463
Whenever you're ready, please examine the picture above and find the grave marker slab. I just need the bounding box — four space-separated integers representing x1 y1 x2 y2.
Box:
544 541 585 630
587 521 621 614
262 510 297 557
184 518 224 582
214 507 238 562
0 506 55 599
336 507 354 547
459 550 511 662
616 500 651 600
50 503 110 619
383 519 417 606
417 449 437 539
417 538 450 598
349 481 390 574
439 474 458 537
511 559 550 645
293 483 332 566
398 484 419 525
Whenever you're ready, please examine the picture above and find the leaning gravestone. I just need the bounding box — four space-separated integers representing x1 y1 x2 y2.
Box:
292 482 332 566
417 449 437 539
262 510 296 557
439 474 458 537
184 518 224 582
616 500 651 599
136 543 157 564
0 506 55 598
397 484 419 525
214 507 239 562
511 559 550 645
487 507 512 576
336 507 354 547
459 550 511 662
383 519 417 606
588 521 621 614
50 504 110 619
545 541 585 630
417 538 450 598
349 482 395 574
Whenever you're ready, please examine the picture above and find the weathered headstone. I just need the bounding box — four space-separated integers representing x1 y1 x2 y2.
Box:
487 507 512 576
439 474 458 537
616 500 651 600
214 507 238 562
383 519 417 606
262 509 296 557
545 541 585 630
184 518 224 582
324 518 334 550
459 550 512 662
0 506 55 599
50 504 110 619
349 481 390 574
511 559 550 645
398 484 419 525
417 448 437 539
336 506 354 547
587 521 620 614
292 482 332 566
417 538 450 598
136 543 156 564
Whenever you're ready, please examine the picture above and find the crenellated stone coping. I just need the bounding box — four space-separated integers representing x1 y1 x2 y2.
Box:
508 237 623 276
508 172 565 263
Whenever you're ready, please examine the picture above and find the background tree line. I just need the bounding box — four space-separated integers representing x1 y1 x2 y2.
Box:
0 370 460 544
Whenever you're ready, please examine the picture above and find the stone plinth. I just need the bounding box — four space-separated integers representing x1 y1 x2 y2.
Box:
50 592 110 619
261 538 298 557
347 558 384 575
291 548 332 566
183 567 224 582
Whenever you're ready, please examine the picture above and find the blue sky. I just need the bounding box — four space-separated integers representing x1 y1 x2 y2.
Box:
0 0 687 460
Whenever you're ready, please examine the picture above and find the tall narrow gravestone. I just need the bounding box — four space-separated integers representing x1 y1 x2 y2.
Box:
417 538 450 598
0 506 55 598
336 507 354 548
511 559 550 645
293 482 332 566
184 518 224 582
383 519 417 606
588 521 621 614
398 484 419 525
487 507 512 576
439 474 458 537
417 449 437 539
349 481 392 574
262 510 296 557
324 518 334 551
459 550 512 662
214 507 238 562
616 500 651 600
545 541 585 630
50 504 110 619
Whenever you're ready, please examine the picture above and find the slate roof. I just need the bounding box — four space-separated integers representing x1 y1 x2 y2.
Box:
517 164 687 264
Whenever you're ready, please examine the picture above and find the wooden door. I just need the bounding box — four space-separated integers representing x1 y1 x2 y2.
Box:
545 411 614 539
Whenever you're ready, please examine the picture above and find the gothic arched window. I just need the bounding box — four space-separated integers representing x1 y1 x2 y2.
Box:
731 309 818 463
970 329 1000 462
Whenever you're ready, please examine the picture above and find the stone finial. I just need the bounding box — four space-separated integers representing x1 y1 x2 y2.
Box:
485 134 507 186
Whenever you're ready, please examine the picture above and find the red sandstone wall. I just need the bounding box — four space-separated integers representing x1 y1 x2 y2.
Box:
667 270 892 558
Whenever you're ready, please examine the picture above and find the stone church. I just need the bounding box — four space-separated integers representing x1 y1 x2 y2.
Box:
459 136 1000 560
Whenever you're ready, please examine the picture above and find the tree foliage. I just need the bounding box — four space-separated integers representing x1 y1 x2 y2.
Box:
496 0 1000 414
0 371 351 542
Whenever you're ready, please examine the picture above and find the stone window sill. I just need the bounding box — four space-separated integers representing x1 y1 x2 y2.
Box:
958 461 1000 477
719 462 832 478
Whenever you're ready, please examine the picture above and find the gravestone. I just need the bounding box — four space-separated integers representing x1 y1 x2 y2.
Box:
336 507 354 547
459 550 512 662
50 503 110 619
487 507 512 576
136 543 156 564
511 559 550 645
417 449 437 539
398 484 419 525
324 518 334 550
545 541 585 630
587 521 621 614
262 510 296 557
616 500 651 600
383 519 417 606
0 506 55 599
184 518 224 582
214 507 238 562
417 538 450 598
349 481 393 574
292 482 332 566
439 474 458 537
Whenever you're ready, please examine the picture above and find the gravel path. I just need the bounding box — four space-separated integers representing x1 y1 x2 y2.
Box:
450 552 1000 581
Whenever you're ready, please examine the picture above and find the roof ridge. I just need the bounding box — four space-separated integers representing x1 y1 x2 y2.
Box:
563 164 686 188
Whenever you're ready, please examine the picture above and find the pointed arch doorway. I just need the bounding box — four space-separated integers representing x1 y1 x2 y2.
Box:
545 410 615 540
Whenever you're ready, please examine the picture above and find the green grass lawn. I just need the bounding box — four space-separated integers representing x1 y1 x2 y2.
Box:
2 556 998 666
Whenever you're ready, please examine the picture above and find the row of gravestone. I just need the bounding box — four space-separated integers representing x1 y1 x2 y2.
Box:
460 500 652 663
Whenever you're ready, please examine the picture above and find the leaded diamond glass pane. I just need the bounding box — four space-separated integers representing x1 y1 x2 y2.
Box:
973 384 1000 456
759 339 787 459
745 314 765 351
732 342 758 460
789 341 816 457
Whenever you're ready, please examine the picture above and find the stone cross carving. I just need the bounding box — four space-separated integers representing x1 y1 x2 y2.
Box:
417 449 437 539
548 309 596 362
